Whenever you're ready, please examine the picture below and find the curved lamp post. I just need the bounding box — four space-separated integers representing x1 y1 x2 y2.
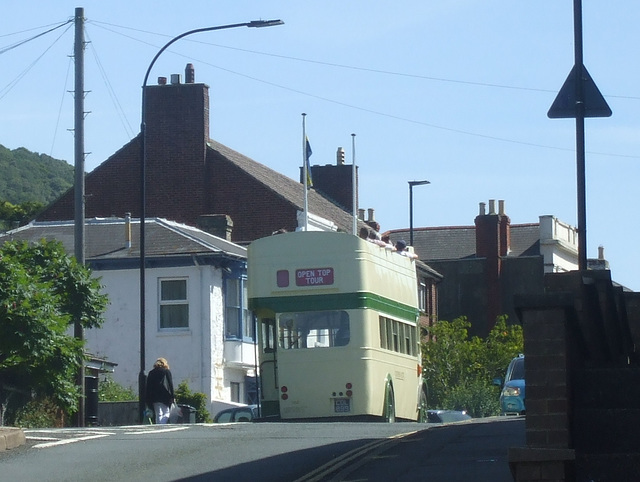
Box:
138 19 284 421
408 180 430 247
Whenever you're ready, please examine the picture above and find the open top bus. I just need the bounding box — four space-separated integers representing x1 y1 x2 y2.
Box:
248 231 427 422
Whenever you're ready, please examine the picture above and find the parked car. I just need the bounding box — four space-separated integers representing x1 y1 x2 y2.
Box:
427 410 472 423
213 405 259 423
494 355 525 415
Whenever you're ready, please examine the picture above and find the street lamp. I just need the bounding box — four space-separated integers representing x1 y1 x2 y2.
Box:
408 180 430 247
138 19 284 422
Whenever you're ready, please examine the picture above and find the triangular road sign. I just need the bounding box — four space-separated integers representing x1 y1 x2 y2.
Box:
548 64 612 119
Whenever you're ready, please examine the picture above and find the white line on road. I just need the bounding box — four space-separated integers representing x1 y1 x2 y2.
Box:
33 433 112 449
124 426 189 435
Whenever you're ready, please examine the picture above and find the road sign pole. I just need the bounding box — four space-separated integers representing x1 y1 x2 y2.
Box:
574 0 588 270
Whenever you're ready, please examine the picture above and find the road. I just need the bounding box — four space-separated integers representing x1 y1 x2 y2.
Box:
1 417 524 481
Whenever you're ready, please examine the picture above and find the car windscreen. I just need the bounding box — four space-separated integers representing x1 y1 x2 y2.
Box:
509 358 525 381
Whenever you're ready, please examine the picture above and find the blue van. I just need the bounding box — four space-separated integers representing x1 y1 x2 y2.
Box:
496 355 525 415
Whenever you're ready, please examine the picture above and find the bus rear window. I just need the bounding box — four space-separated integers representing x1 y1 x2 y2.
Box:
278 311 350 349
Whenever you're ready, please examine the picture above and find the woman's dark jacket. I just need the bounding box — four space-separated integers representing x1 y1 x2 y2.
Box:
145 367 174 407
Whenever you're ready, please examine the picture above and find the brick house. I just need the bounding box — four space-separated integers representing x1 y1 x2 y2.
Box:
384 199 607 337
37 64 359 242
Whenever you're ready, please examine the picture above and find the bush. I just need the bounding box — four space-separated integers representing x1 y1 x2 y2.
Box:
444 379 500 418
422 315 523 417
98 375 137 402
174 381 212 423
12 397 65 428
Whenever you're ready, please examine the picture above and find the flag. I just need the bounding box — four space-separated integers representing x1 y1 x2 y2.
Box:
305 136 313 188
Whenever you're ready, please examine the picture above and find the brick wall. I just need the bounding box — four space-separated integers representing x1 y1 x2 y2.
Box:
307 163 357 212
36 77 302 241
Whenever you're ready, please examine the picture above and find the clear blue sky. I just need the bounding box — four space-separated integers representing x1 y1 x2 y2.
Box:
2 1 639 290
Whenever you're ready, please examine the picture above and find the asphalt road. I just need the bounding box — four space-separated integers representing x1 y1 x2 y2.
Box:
1 417 525 481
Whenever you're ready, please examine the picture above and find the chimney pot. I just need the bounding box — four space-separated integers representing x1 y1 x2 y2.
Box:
158 76 167 85
488 199 496 215
358 208 365 221
498 200 505 216
170 73 181 85
336 147 345 165
479 202 486 216
185 63 195 83
125 212 132 249
598 245 605 260
367 208 375 223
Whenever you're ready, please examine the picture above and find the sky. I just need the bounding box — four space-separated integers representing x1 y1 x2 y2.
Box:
1 1 639 290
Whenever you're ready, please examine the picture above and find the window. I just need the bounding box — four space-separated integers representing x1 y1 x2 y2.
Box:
225 277 253 341
418 281 427 312
278 311 350 349
378 315 417 356
159 279 188 329
261 318 276 353
230 382 241 403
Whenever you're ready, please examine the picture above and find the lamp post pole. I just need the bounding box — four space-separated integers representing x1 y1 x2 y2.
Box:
408 180 430 247
138 19 283 422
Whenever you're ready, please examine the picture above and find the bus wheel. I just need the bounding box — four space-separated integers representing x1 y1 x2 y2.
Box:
384 383 396 423
417 388 428 423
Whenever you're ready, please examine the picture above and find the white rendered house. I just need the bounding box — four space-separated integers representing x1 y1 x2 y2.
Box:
2 216 257 415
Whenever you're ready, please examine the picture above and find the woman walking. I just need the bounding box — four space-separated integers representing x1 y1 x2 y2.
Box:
146 357 175 424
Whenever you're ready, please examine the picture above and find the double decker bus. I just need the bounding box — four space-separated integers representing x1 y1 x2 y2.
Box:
248 230 428 422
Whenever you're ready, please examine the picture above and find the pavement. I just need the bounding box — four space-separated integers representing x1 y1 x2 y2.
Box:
0 427 26 451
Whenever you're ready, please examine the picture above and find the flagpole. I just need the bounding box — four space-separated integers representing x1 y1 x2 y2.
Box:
351 133 357 235
302 113 309 231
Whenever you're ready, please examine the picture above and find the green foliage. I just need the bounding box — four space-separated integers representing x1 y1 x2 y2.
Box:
11 397 64 428
175 381 212 423
0 200 44 231
0 144 73 205
422 315 523 417
98 375 137 402
0 239 108 420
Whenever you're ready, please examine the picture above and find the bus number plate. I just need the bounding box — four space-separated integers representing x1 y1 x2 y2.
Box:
334 398 351 413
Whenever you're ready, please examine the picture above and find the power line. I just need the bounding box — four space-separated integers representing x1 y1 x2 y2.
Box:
0 23 73 101
0 20 73 55
85 30 135 139
89 19 640 101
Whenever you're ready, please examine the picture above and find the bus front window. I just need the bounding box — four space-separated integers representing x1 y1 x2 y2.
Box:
278 311 349 349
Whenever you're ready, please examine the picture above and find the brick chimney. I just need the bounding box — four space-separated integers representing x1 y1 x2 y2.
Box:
301 147 358 212
197 214 233 241
143 64 209 223
475 199 511 331
475 199 511 258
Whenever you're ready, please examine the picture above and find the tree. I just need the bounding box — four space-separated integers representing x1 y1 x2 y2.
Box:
422 315 523 417
0 200 44 231
0 240 108 425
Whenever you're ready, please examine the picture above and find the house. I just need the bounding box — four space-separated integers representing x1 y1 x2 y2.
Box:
385 199 612 337
1 216 256 415
36 64 360 242
18 63 442 414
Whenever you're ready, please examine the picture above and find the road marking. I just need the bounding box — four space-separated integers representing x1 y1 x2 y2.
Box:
294 431 418 482
124 426 189 435
33 433 112 449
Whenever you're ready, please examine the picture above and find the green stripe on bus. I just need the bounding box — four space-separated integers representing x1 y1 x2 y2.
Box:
249 292 418 322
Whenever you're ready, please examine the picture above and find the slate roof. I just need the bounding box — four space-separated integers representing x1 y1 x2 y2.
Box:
385 223 541 261
208 140 359 233
1 217 246 262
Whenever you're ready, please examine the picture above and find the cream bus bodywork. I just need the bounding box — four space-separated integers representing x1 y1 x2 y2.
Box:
248 231 426 421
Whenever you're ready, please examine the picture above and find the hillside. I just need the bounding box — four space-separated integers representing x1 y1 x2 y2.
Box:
0 144 74 204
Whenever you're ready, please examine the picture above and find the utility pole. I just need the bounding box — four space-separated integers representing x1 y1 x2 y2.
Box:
73 6 86 427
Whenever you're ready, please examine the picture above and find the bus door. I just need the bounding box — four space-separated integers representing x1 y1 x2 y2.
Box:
258 317 280 418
